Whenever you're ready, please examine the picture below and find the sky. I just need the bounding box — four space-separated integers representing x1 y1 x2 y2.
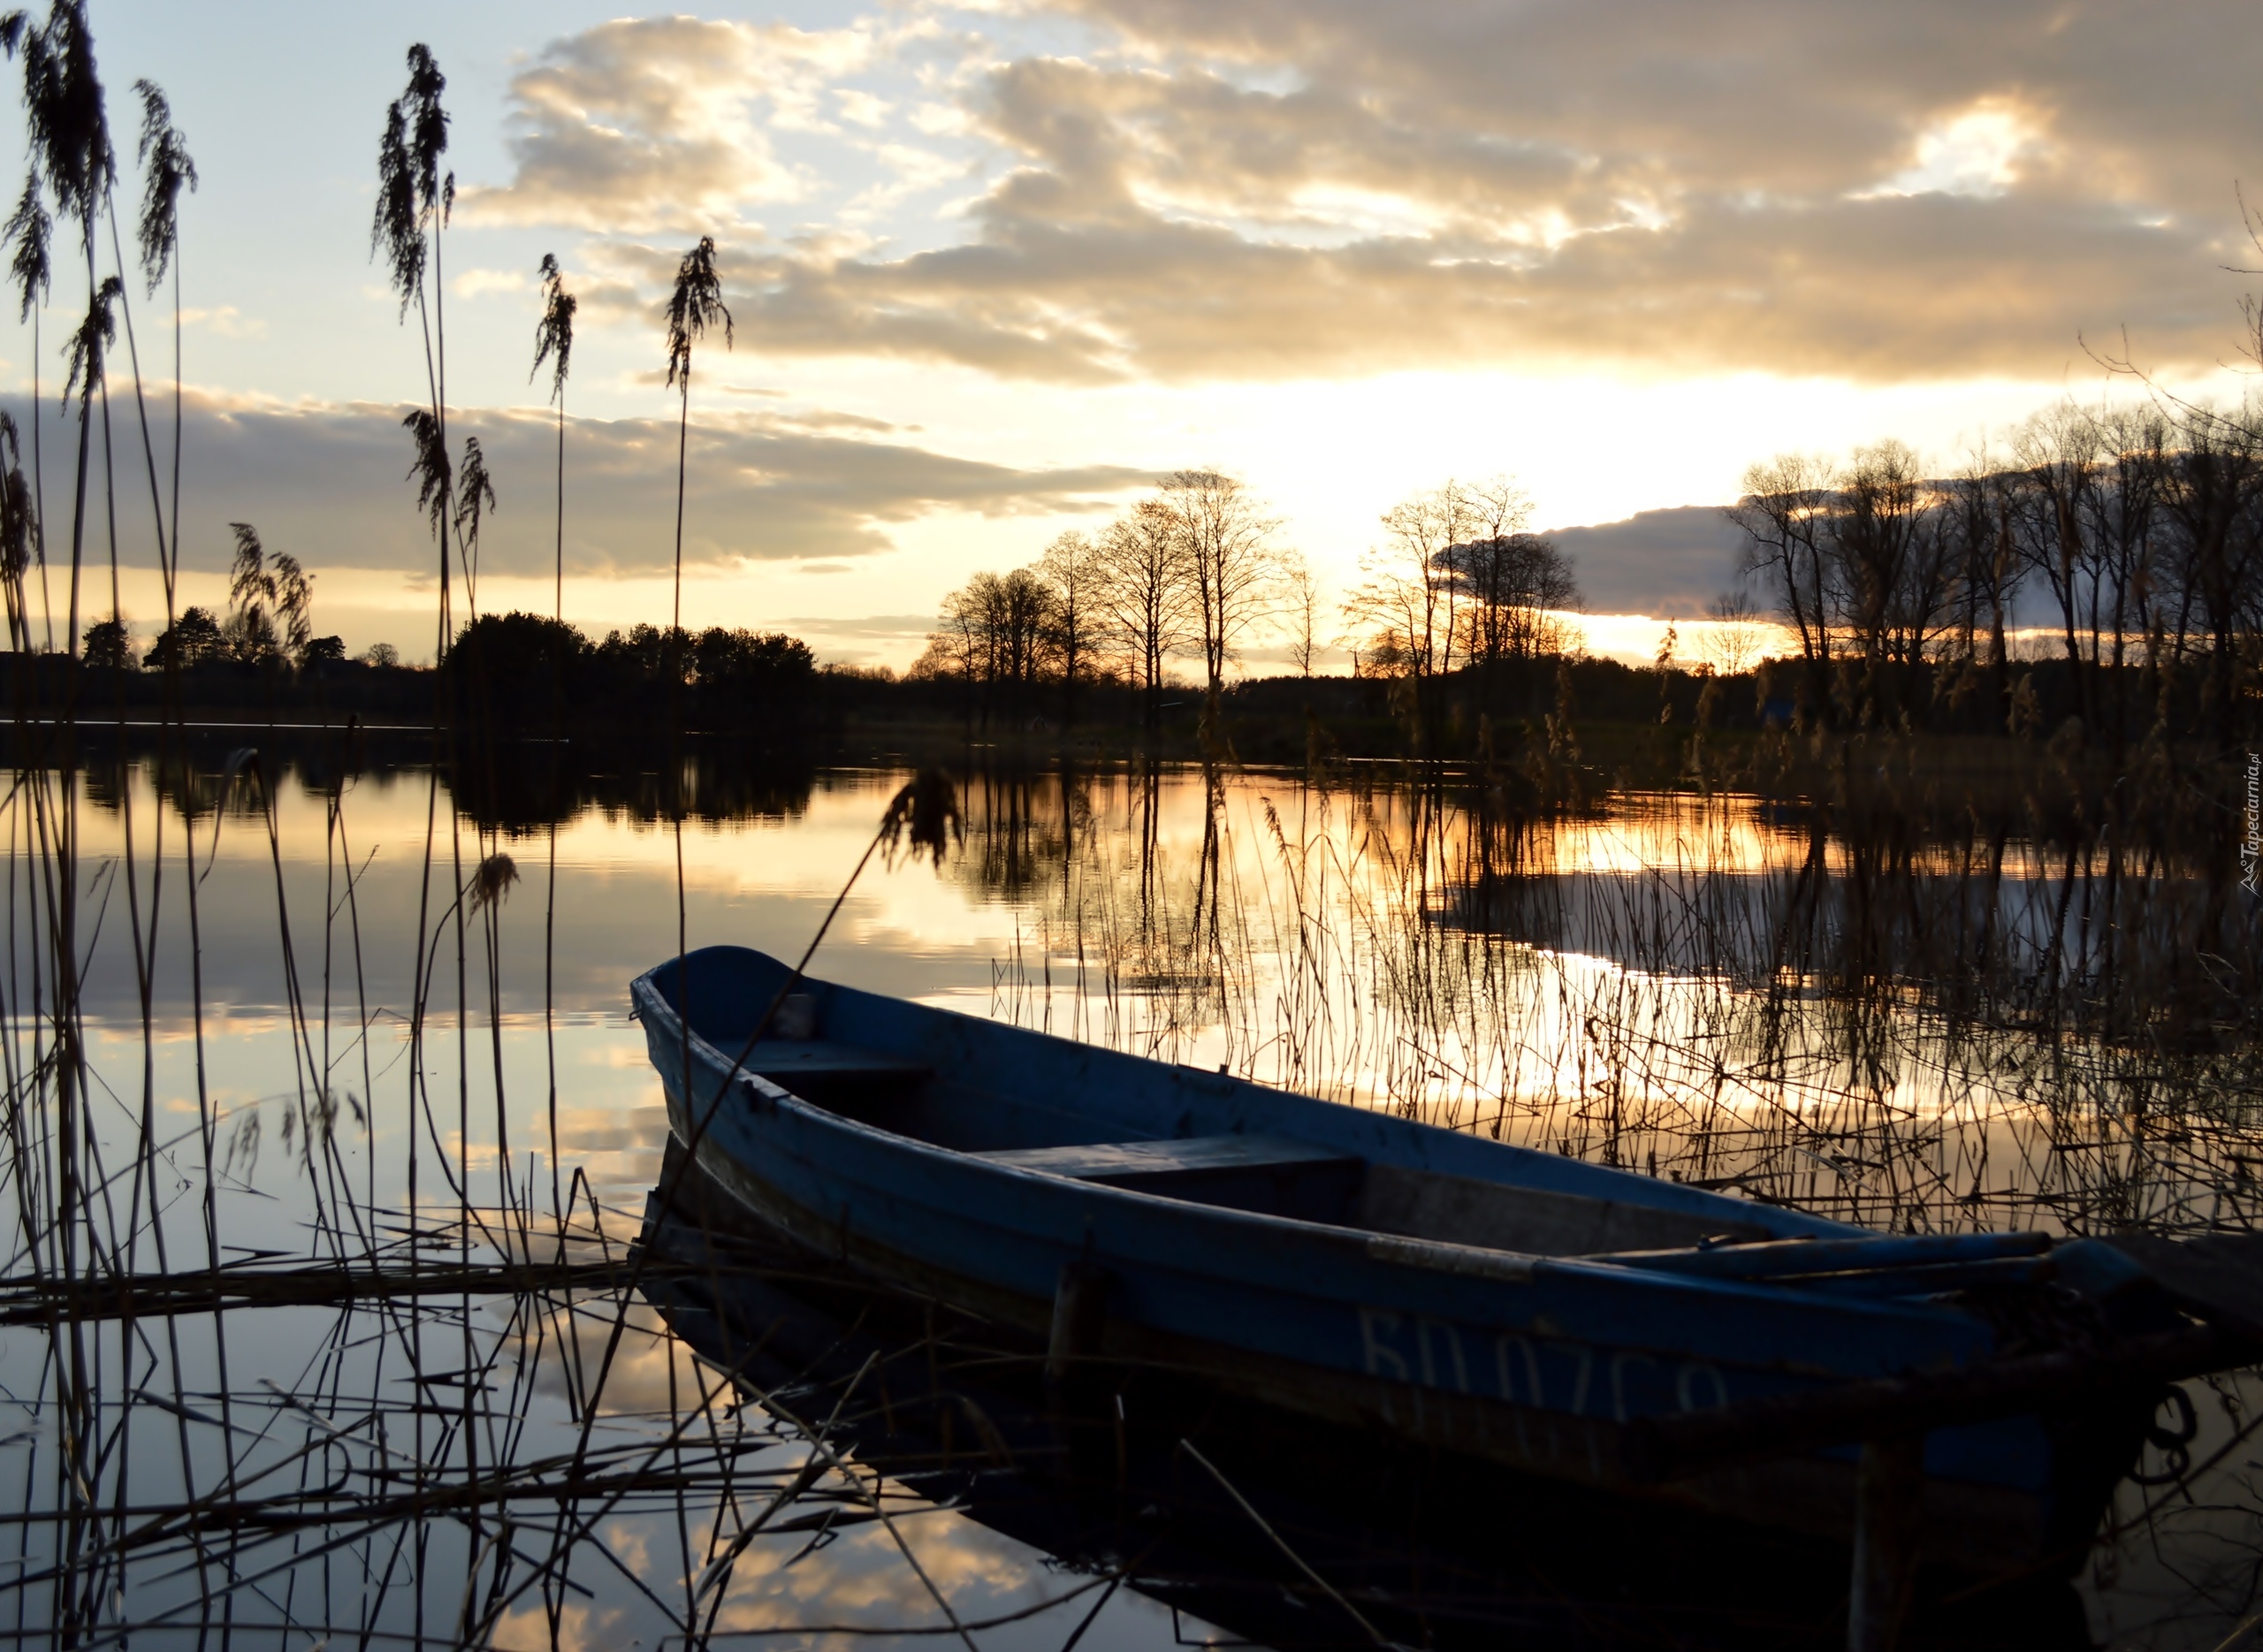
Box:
0 0 2257 666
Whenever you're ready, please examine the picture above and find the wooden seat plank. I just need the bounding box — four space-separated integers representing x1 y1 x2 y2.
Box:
976 1133 1354 1180
741 1039 931 1084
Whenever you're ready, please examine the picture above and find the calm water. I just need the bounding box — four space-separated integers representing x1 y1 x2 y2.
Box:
3 749 2258 1648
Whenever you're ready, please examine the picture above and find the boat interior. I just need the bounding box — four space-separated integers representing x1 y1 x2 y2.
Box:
723 990 1780 1259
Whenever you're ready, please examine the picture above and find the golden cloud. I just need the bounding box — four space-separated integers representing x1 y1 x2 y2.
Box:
477 0 2260 384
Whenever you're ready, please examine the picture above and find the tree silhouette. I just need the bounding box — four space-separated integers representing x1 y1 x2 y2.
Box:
145 604 219 670
531 252 575 620
1040 530 1102 724
663 236 730 633
79 610 124 666
1162 468 1287 736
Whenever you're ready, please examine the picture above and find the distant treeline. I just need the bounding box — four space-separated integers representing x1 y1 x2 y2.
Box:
438 613 817 732
1729 400 2263 751
39 611 820 739
913 398 2263 758
50 404 2263 765
915 471 1581 743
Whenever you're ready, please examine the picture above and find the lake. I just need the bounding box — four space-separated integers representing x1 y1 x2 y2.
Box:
2 737 2257 1648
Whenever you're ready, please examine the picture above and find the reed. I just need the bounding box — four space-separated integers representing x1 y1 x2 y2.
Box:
971 754 2262 1240
0 27 1058 1650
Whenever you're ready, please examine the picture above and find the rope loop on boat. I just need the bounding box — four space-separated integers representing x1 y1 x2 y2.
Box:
2132 1383 2200 1484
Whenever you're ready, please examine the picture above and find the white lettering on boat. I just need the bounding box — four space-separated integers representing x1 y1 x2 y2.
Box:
1676 1360 1729 1412
1610 1351 1660 1423
1359 1310 1736 1420
1496 1334 1544 1405
1359 1308 1411 1382
1416 1317 1470 1393
1562 1342 1594 1416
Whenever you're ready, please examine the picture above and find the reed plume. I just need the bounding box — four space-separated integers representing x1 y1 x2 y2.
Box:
663 234 730 634
129 79 193 614
128 79 189 295
373 44 455 656
532 251 575 620
3 174 45 320
401 406 451 543
453 431 494 613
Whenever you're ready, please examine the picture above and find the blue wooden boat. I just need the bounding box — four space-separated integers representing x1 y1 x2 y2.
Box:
634 945 2256 1579
632 1145 2099 1648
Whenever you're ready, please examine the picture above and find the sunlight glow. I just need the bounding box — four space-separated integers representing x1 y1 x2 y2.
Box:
1865 100 2052 200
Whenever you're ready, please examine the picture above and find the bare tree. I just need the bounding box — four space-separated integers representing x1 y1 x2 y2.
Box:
1342 548 1438 681
1096 498 1193 730
1040 529 1103 722
1729 453 1835 661
1344 473 1584 725
918 567 1060 727
1345 481 1468 688
909 596 981 724
1936 446 2018 719
2086 403 2170 747
1162 468 1286 728
987 567 1057 697
1282 552 1323 678
1841 439 1961 706
1696 589 1772 676
1446 534 1580 669
2156 404 2263 745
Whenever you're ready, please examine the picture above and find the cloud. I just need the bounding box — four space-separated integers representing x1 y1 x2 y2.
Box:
788 613 934 635
1545 507 1751 618
176 306 265 339
461 17 879 233
1865 100 2055 201
835 88 893 130
499 0 2256 385
452 267 529 300
1 390 1148 582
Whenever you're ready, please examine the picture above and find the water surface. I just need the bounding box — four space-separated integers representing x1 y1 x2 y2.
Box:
4 746 2257 1648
